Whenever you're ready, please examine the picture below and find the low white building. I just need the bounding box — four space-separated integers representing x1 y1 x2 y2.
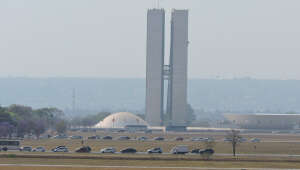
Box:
94 112 149 129
224 113 300 130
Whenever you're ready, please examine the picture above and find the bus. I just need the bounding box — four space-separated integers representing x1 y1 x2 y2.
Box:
0 140 20 151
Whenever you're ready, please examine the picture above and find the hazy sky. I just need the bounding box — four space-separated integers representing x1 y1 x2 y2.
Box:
1 0 300 79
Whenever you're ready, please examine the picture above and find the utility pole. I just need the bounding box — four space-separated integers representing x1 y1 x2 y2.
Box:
72 88 76 114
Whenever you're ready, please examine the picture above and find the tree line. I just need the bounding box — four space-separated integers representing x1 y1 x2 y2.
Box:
0 104 66 138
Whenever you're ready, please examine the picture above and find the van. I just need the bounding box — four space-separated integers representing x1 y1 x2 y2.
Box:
171 145 189 154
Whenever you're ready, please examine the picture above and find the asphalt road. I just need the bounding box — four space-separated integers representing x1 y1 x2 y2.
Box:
0 164 300 170
10 150 300 158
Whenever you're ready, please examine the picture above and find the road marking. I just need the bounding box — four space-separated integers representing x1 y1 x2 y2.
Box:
0 164 300 170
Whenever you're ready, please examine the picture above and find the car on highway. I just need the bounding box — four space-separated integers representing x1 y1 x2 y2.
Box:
171 145 189 154
250 138 261 143
19 146 32 152
174 137 184 141
52 146 68 152
0 147 8 151
52 134 68 139
100 147 116 153
239 137 247 142
88 135 101 140
70 135 83 139
120 148 137 154
137 136 148 141
118 136 130 140
153 137 164 141
102 136 113 140
190 137 202 141
75 146 91 153
206 137 215 142
199 149 214 155
191 148 201 154
223 137 232 142
147 147 163 154
145 129 152 134
117 129 126 133
32 147 46 152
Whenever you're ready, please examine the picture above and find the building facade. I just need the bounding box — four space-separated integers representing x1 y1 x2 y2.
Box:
167 10 189 126
146 9 189 127
225 113 300 129
145 9 165 126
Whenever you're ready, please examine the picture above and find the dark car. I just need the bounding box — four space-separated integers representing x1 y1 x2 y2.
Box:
145 130 152 134
175 137 184 141
199 149 214 155
117 129 126 133
75 146 91 153
1 147 8 151
191 148 200 154
102 136 113 140
118 136 130 140
153 137 164 141
19 146 32 152
120 148 137 154
88 135 100 140
147 147 162 154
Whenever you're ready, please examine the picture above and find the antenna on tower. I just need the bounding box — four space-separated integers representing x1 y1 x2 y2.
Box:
157 0 160 8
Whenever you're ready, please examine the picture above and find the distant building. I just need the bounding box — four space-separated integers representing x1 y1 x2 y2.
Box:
125 125 148 132
145 9 189 127
145 9 165 126
94 112 148 129
225 113 300 130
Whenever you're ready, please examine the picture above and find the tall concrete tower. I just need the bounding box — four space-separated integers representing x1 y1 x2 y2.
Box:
145 9 165 126
146 9 188 128
167 9 189 126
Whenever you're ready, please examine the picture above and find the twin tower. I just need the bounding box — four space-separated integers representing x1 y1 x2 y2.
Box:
145 9 189 127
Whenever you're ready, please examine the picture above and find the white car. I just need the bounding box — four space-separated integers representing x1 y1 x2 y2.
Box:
70 136 83 139
190 137 205 141
52 134 68 139
100 147 116 153
224 137 232 142
52 146 68 152
250 138 261 143
32 147 46 152
239 137 247 142
138 136 148 141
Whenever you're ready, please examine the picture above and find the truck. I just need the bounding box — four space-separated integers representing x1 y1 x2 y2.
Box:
170 145 189 154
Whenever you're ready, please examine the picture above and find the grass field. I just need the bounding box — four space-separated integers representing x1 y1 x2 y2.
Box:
2 156 300 169
3 131 300 170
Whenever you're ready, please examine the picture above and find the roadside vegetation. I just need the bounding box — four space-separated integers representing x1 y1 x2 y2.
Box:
0 105 65 138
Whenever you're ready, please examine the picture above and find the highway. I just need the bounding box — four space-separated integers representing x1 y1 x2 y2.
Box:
0 164 300 170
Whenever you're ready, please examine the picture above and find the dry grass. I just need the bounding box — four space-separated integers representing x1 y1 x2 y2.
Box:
0 167 189 170
1 157 300 169
3 132 300 170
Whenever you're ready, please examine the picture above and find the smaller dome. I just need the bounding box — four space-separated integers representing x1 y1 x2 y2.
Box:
94 112 148 128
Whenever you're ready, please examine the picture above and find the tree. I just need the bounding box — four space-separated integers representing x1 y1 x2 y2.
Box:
70 112 110 127
0 122 14 137
226 129 242 156
55 120 68 134
7 105 32 117
34 107 64 128
186 104 196 125
32 118 47 139
203 139 216 149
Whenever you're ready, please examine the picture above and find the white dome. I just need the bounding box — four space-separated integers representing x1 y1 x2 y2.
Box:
94 112 149 128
